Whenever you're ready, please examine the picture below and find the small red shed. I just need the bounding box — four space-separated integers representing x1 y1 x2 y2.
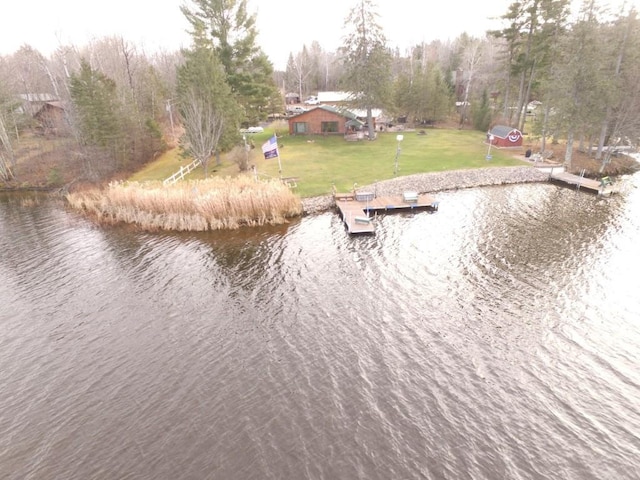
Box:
488 125 523 148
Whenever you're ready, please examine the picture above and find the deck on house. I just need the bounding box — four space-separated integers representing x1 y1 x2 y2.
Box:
335 191 439 234
549 169 616 195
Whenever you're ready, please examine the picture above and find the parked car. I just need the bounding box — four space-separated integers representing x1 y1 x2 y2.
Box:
287 106 307 114
304 96 319 105
239 126 264 133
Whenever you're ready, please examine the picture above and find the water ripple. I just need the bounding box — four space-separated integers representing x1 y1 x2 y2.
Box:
1 182 639 480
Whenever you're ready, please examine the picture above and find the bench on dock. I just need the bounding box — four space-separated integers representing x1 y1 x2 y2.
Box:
600 176 612 187
355 191 374 202
335 193 355 201
403 191 419 203
355 216 373 224
281 176 299 188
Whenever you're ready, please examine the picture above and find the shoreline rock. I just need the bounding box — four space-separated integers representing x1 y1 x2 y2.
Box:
300 166 550 215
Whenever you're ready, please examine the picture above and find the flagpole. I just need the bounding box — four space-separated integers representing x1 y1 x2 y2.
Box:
277 152 282 179
275 134 282 178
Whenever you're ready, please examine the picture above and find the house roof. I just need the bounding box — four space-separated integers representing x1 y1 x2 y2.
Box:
490 125 521 138
288 105 365 126
317 91 355 103
293 104 361 121
345 118 365 128
316 105 366 126
315 104 359 120
350 108 382 119
19 93 58 102
44 101 65 109
33 101 67 118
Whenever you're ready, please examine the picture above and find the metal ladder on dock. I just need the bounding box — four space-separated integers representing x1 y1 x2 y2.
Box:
576 169 586 191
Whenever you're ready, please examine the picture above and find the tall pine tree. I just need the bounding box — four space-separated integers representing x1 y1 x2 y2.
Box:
181 0 278 125
70 59 125 177
339 0 392 140
177 44 239 177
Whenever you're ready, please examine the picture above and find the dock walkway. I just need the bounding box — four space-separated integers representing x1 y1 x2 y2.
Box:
548 167 616 195
335 191 439 234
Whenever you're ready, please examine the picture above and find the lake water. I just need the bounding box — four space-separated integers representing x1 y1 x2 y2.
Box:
1 177 639 479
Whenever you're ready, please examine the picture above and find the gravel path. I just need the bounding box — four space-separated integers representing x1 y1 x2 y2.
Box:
300 166 550 214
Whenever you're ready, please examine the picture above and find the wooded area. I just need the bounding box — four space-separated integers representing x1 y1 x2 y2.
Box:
1 0 639 187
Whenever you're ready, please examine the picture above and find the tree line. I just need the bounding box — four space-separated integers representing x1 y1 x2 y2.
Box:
1 0 639 184
286 0 640 169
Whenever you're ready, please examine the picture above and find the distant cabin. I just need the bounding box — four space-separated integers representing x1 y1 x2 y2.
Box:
34 101 70 136
285 92 300 105
18 93 57 115
488 125 523 148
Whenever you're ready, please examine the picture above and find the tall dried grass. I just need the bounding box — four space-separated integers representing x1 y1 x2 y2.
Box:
66 175 303 231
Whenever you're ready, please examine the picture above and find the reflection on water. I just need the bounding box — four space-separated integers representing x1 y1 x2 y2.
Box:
1 179 639 480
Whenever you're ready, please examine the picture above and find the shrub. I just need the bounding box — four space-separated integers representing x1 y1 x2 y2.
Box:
227 144 255 172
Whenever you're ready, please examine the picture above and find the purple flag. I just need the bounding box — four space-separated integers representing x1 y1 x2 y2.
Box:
261 135 279 159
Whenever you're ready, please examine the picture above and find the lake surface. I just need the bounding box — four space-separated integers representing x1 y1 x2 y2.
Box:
1 177 639 480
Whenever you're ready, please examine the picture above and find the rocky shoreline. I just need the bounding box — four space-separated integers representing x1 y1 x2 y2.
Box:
300 166 550 215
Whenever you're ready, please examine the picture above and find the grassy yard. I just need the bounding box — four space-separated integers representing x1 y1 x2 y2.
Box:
128 147 188 183
130 125 526 198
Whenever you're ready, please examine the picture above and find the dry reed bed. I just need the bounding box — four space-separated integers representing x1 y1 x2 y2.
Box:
66 175 303 231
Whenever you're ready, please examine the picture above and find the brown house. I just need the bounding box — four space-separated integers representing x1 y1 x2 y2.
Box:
33 101 70 136
288 105 364 136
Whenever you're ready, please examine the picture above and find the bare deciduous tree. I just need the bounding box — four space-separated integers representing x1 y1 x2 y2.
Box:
177 43 237 176
179 86 225 177
0 113 16 182
458 37 483 128
286 48 313 100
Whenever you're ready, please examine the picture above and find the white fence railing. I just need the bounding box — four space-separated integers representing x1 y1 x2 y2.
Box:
163 159 201 186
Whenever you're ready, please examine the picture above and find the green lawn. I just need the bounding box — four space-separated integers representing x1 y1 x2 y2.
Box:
130 126 527 197
128 147 187 183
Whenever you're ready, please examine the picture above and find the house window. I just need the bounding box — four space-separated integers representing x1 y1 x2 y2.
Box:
321 121 339 133
293 122 307 134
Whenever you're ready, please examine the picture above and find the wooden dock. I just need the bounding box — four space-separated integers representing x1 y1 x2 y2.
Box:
335 191 439 234
549 169 617 196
